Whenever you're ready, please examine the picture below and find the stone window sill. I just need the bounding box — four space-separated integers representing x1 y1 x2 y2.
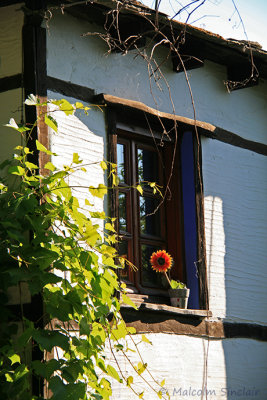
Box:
121 294 212 318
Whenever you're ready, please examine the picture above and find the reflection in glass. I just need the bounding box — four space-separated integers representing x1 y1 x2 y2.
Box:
117 143 125 182
138 148 158 184
141 244 165 288
118 192 127 232
140 197 160 236
119 241 129 280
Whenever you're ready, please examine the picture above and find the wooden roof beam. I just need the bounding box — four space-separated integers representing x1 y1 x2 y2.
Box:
171 37 204 73
226 61 259 91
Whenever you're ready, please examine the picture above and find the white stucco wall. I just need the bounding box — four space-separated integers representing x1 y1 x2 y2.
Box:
46 11 267 146
45 91 267 327
106 333 267 400
0 4 24 167
44 14 267 399
45 15 267 396
0 7 266 399
47 91 107 216
0 89 24 164
202 138 267 325
0 3 24 78
45 12 267 323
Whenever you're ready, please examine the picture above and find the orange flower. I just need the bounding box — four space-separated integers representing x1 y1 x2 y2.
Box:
150 250 173 273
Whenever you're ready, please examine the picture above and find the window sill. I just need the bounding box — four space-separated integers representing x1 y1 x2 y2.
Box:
121 294 212 318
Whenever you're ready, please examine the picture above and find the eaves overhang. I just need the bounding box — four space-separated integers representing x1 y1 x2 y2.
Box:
5 1 267 84
58 0 267 82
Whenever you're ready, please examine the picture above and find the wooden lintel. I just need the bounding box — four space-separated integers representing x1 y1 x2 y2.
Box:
98 93 214 131
226 62 259 91
97 93 267 156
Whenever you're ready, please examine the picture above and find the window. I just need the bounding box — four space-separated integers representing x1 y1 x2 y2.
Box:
104 95 208 310
115 129 184 298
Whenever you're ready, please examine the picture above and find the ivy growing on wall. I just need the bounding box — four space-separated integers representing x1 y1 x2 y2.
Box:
0 97 167 400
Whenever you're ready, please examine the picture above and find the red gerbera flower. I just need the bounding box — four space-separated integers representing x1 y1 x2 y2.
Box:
150 250 173 272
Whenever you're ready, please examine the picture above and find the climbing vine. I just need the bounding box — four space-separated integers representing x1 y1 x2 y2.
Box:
0 97 166 400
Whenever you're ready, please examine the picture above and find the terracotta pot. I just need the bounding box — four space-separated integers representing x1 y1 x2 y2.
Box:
168 288 190 308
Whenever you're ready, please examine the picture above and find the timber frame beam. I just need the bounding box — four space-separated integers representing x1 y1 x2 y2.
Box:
121 306 267 342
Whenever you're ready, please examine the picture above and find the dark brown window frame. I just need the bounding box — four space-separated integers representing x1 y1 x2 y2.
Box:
106 103 209 310
116 131 179 296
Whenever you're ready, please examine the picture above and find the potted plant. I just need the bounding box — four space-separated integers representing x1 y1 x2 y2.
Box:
150 250 190 308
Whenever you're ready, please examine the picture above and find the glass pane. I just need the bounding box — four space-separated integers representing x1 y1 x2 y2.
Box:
140 196 160 236
118 192 127 232
137 148 158 184
117 143 125 182
119 240 129 280
141 244 165 288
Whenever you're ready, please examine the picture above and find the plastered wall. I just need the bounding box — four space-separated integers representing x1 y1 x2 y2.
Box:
106 333 267 400
47 91 107 218
0 89 24 164
0 3 24 79
0 4 24 165
46 11 267 145
43 11 267 399
46 12 267 325
202 138 267 324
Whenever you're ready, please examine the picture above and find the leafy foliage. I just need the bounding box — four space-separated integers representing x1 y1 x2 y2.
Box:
0 97 167 400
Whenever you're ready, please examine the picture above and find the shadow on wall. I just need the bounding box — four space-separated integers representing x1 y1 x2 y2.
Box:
207 149 267 324
222 339 267 399
203 137 267 398
203 138 267 324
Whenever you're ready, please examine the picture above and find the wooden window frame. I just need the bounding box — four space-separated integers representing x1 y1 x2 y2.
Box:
107 105 209 310
112 128 185 298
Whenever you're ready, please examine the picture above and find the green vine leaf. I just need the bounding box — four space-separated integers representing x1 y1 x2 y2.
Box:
72 152 82 164
45 114 58 133
8 354 21 366
8 165 25 176
36 139 54 155
25 161 38 170
121 294 138 310
32 359 61 380
49 376 86 400
141 334 152 345
0 97 162 400
44 161 56 171
32 329 69 352
106 365 123 383
89 184 107 199
126 376 133 387
136 185 143 195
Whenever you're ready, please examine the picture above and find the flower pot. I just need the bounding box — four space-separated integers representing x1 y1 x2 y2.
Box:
168 288 190 308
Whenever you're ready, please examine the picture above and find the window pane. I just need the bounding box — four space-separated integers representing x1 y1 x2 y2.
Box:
141 244 165 288
118 192 127 232
119 240 129 280
138 148 158 184
117 143 125 182
140 196 161 236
